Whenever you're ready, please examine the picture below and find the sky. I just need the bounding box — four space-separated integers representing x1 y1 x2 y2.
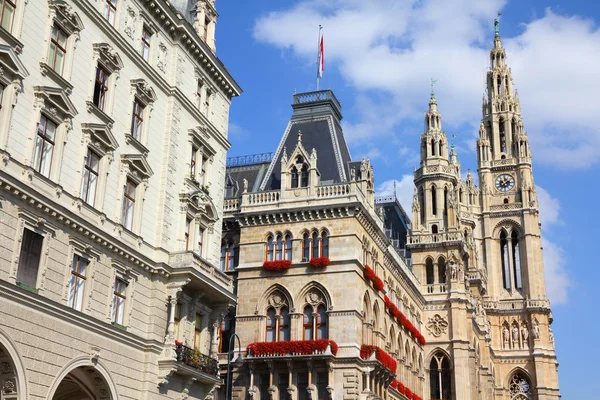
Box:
214 0 598 397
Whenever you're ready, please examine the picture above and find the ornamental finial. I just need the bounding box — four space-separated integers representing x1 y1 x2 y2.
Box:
494 13 502 37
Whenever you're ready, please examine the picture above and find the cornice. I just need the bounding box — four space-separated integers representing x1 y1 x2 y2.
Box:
235 204 356 228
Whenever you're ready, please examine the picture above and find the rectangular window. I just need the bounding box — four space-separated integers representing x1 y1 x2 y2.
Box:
81 149 100 206
68 255 88 311
204 88 212 116
33 115 56 178
130 100 144 141
173 302 181 339
190 146 198 179
0 0 16 32
48 24 67 75
0 84 4 109
16 228 44 289
111 277 127 325
103 0 117 25
194 313 202 350
277 374 288 399
316 372 329 400
141 27 151 60
201 157 208 185
203 16 210 41
196 80 203 109
196 227 204 256
185 218 191 251
258 374 269 400
297 373 309 400
93 66 109 111
121 180 136 230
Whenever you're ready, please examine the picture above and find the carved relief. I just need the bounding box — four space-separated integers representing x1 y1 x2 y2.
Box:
157 42 168 72
426 314 448 337
268 292 287 309
305 289 324 306
123 7 137 40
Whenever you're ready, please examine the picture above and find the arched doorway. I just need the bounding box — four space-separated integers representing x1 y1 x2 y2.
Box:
429 351 452 400
0 342 20 399
52 366 113 400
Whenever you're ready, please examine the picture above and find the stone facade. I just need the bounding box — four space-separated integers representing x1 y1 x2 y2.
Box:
220 27 559 400
0 1 240 399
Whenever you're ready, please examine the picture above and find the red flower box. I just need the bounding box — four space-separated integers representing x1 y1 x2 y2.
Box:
374 277 384 291
360 345 397 372
389 379 399 389
309 257 330 268
175 340 182 345
263 260 292 271
247 339 338 356
364 265 376 281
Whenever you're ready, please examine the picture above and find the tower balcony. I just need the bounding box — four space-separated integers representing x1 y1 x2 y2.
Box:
406 232 463 249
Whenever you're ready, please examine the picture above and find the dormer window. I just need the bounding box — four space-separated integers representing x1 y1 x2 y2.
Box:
301 165 309 187
291 167 299 188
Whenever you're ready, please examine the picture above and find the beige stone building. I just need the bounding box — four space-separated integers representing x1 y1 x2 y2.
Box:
0 1 240 399
220 25 560 400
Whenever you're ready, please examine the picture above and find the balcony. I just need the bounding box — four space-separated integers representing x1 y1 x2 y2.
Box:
246 339 338 360
426 283 447 294
158 344 220 386
407 232 462 247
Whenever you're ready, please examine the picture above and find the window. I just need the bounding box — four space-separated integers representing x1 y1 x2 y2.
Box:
438 257 446 284
185 218 191 250
500 118 506 153
300 165 309 187
302 232 310 261
265 235 274 262
279 307 290 341
277 374 288 399
426 258 434 285
68 255 88 311
196 80 203 109
196 227 204 256
321 231 329 258
291 166 299 188
509 371 531 398
317 304 327 339
500 231 510 290
92 66 109 111
297 373 309 400
303 304 328 340
81 149 100 206
16 228 44 289
303 231 329 260
312 231 319 259
33 115 56 177
190 146 198 179
511 231 522 290
258 374 269 400
201 157 208 185
103 0 117 25
173 302 181 339
0 0 16 32
275 234 284 260
194 314 202 349
266 307 277 342
121 180 136 230
48 24 67 75
303 305 314 340
316 372 329 400
431 185 437 215
0 84 4 109
285 234 292 260
443 187 448 215
141 27 151 61
130 100 144 140
220 241 235 271
204 87 212 115
111 277 127 325
219 313 232 352
430 352 452 400
266 306 290 342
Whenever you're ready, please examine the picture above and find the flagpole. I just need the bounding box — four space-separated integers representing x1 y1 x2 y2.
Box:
316 25 322 91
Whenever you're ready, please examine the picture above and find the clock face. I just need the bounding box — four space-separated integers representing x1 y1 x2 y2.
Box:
495 174 515 192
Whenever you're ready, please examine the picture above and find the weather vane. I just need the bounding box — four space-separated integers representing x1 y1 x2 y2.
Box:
430 78 438 99
495 12 502 36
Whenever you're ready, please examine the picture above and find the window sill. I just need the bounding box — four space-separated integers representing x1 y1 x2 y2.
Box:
111 321 127 330
0 26 24 53
16 281 38 294
40 62 74 94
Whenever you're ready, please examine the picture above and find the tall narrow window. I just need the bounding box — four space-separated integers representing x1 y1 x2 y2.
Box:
196 227 204 256
512 231 522 290
303 305 314 340
48 24 67 75
420 187 425 222
33 115 56 178
194 314 202 349
426 258 434 285
300 165 309 187
499 118 506 153
438 257 446 284
303 232 310 261
219 314 232 352
266 235 274 261
204 88 212 116
321 231 329 257
297 373 309 400
121 180 136 230
312 231 319 259
439 141 443 158
279 307 290 341
196 80 203 109
81 149 100 206
443 187 448 215
112 278 127 325
141 27 151 60
185 218 191 250
266 307 277 342
500 231 510 290
275 234 283 260
17 229 44 289
93 66 109 111
104 0 117 25
430 352 452 400
459 188 463 203
284 234 292 260
130 100 144 141
228 242 235 270
0 0 16 32
316 372 329 400
431 186 437 216
291 166 299 188
201 157 208 185
68 255 88 311
190 146 198 179
220 242 227 271
431 139 435 156
173 302 181 340
317 304 327 339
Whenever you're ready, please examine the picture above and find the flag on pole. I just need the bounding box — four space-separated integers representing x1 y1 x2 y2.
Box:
317 28 324 79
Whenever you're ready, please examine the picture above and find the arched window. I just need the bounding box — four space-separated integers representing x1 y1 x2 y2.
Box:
275 234 283 260
312 231 319 259
459 188 463 203
266 235 274 262
431 186 437 215
219 313 233 352
443 187 448 215
438 257 446 284
266 307 277 342
291 166 299 188
500 231 510 289
500 118 506 153
512 231 522 290
497 75 502 96
317 304 327 339
420 187 426 222
301 165 309 187
303 232 310 261
303 305 314 340
426 258 434 285
430 352 452 400
285 233 292 260
439 141 443 158
266 306 291 342
321 231 329 257
279 307 290 341
509 371 532 399
431 139 435 156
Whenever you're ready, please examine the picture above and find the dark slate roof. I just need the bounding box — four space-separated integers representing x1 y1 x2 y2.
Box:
225 162 271 198
375 195 412 256
260 90 352 190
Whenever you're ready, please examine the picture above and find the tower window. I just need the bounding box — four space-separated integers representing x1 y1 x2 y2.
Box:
291 166 299 188
499 118 506 153
438 257 446 284
265 235 274 261
512 231 522 290
500 231 510 290
431 186 437 216
443 187 448 215
430 352 452 400
431 139 435 156
300 165 309 187
426 258 434 285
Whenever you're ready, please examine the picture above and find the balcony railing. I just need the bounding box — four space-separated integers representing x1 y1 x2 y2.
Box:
246 190 280 205
175 343 218 377
223 198 240 211
316 183 351 198
293 89 342 111
408 232 461 244
426 283 447 294
226 152 273 167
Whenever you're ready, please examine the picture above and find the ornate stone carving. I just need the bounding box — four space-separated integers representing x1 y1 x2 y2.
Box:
532 319 540 340
426 314 448 337
305 289 324 306
3 379 16 393
157 42 168 72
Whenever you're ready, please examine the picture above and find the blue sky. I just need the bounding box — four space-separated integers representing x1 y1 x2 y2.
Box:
214 1 597 397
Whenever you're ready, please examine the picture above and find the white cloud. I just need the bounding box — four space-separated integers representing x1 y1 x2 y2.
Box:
542 238 571 306
375 174 414 212
536 186 561 228
254 3 600 169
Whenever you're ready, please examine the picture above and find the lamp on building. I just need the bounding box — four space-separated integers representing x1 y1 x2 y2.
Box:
225 333 243 400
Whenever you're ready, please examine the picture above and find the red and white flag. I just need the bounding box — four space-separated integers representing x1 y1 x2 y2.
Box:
317 29 324 79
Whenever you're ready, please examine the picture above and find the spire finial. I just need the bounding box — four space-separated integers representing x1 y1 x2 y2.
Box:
494 13 502 37
430 78 438 102
297 130 302 144
451 133 457 151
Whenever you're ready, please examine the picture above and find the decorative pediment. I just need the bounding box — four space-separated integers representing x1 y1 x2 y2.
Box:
81 123 118 154
130 78 157 105
49 0 85 34
121 154 153 182
180 190 219 222
0 44 29 82
93 43 123 73
33 86 78 119
188 126 216 156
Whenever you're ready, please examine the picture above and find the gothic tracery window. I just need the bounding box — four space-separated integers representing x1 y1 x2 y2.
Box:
509 372 532 399
430 352 452 400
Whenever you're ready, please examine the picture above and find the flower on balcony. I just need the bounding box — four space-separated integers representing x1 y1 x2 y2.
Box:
247 339 339 357
175 342 219 376
374 277 384 291
309 257 330 268
384 295 392 309
364 265 376 281
174 340 182 346
360 345 397 372
263 260 292 271
389 379 399 389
